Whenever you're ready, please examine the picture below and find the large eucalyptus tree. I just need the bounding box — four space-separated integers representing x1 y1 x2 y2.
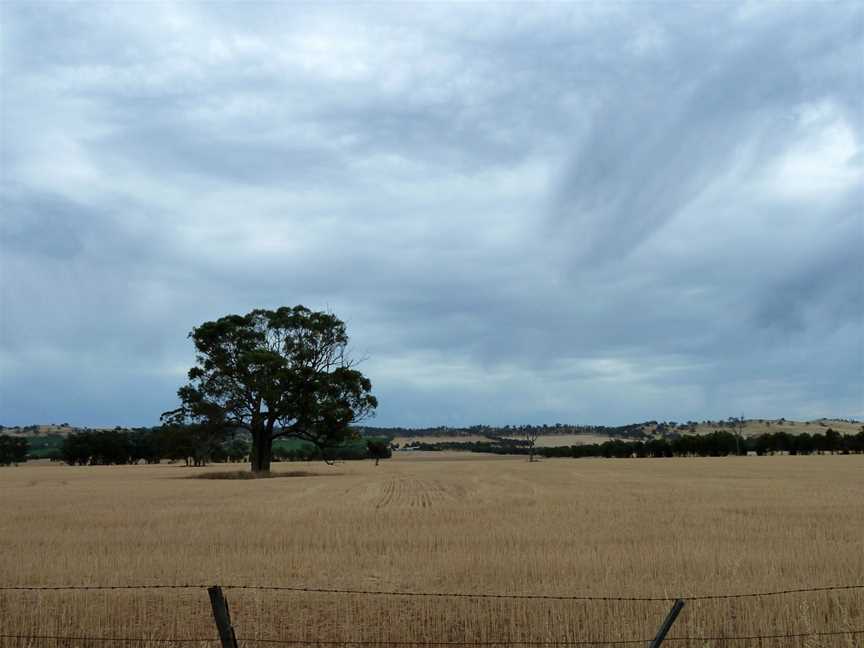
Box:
163 306 377 472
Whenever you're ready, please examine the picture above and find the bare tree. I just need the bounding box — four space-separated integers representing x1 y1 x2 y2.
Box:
728 415 745 455
525 426 539 462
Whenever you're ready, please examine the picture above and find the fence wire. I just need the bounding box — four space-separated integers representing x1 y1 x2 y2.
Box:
1 583 862 602
1 629 863 646
2 582 862 647
0 635 214 644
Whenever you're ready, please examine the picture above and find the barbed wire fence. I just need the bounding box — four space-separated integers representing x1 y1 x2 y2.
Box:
1 583 862 647
2 634 864 646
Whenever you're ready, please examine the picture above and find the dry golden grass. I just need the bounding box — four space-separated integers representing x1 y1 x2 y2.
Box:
393 420 864 449
504 433 619 446
393 435 493 445
690 419 862 438
396 434 615 446
1 454 862 647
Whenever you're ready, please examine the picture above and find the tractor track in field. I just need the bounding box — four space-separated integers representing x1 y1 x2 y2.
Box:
373 477 464 509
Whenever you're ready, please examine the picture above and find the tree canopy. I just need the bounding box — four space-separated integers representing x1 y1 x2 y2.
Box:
0 434 28 466
163 306 377 472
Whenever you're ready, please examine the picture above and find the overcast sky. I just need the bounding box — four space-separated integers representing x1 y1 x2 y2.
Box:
1 2 862 428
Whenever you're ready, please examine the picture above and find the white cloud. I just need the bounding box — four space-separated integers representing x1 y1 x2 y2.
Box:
766 104 861 200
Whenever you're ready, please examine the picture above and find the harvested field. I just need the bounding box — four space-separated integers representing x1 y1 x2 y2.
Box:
1 454 862 646
396 433 616 447
682 419 862 438
393 435 492 445
503 433 618 446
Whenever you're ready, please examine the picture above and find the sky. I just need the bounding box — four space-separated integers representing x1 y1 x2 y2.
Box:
1 2 862 428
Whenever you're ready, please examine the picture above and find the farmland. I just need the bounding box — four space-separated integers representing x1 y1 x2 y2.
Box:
1 453 862 646
395 434 615 447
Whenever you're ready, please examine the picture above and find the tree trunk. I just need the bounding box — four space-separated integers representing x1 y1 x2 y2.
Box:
250 429 272 473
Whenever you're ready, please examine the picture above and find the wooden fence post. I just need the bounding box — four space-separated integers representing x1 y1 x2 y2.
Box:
208 585 239 648
649 598 685 648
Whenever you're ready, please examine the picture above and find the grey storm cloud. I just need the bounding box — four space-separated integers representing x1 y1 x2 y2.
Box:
0 1 862 428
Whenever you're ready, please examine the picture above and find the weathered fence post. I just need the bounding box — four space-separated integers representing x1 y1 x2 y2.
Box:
208 585 239 648
649 598 685 648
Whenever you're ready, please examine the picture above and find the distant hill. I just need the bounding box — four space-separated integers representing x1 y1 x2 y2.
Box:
1 424 77 437
0 424 149 438
356 418 864 442
4 418 861 443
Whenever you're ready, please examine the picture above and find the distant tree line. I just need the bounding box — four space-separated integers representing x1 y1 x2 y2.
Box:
273 437 391 463
55 427 391 467
358 419 864 441
58 426 246 466
0 435 28 465
401 428 864 458
356 422 651 440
